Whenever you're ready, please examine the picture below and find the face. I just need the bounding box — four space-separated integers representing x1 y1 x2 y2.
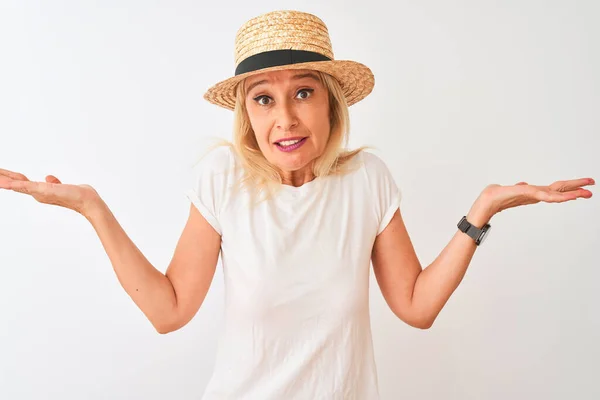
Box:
243 69 331 177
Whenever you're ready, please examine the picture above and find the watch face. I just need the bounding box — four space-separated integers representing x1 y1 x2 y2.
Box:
479 226 491 244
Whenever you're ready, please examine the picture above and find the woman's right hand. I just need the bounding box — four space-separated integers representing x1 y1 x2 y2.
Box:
0 168 100 216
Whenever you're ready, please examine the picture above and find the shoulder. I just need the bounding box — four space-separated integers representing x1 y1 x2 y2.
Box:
355 150 401 198
190 144 244 184
193 145 236 172
357 150 394 177
360 150 386 166
188 145 243 196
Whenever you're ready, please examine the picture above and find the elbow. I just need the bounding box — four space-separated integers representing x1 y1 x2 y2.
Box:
410 310 437 329
406 304 437 329
411 318 434 330
392 308 434 329
153 319 182 335
154 323 172 334
152 305 188 334
156 326 173 335
411 311 438 329
395 308 435 330
155 324 180 335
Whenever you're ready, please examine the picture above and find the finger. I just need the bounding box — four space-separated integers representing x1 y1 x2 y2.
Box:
0 177 11 190
515 182 528 185
0 168 30 181
570 178 595 187
551 178 595 192
8 179 39 194
46 175 62 184
538 188 591 202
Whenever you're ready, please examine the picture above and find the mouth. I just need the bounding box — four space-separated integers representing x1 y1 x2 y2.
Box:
274 137 308 152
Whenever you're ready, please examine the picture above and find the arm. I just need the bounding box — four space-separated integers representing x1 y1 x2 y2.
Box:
85 198 221 334
371 198 492 329
372 176 593 329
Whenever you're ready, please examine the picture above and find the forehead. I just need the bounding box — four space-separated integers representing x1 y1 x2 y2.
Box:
244 69 321 91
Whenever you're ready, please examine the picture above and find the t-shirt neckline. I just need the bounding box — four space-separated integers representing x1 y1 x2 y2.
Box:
279 176 323 195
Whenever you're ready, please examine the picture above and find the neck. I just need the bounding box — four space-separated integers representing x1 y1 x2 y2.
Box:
280 165 316 187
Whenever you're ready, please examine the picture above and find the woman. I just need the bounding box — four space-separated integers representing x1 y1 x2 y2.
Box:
0 9 594 400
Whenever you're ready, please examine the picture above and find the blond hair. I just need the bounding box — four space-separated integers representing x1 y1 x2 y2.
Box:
215 70 367 199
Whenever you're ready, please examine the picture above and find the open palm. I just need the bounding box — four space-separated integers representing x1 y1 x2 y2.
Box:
483 178 595 215
0 168 98 215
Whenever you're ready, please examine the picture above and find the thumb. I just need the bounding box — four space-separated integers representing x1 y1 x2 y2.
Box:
46 175 62 184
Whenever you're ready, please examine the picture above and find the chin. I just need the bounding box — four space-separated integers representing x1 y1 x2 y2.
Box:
277 158 311 172
274 152 315 172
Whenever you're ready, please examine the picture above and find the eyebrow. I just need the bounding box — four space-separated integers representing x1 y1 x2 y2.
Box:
245 72 321 94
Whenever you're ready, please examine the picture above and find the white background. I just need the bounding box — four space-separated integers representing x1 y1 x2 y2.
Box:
1 1 598 399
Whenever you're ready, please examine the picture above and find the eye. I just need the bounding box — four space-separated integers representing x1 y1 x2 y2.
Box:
253 95 271 106
252 88 314 107
296 88 314 99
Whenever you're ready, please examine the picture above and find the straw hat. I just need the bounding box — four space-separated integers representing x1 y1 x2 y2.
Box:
203 10 375 110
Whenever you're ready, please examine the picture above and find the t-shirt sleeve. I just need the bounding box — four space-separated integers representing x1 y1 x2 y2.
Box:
184 146 233 236
362 151 402 235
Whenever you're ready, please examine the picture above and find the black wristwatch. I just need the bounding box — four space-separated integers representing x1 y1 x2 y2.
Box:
457 216 491 246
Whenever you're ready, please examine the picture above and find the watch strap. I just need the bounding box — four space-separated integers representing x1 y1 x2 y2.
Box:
457 216 490 245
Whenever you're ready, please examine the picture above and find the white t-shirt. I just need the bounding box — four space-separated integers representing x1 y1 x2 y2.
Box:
185 146 401 400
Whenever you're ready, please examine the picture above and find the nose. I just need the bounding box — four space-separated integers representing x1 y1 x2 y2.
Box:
275 101 298 131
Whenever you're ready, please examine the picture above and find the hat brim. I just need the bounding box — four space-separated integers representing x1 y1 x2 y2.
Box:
203 60 374 110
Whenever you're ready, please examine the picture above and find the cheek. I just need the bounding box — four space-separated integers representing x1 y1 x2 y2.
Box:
247 113 270 146
252 123 269 143
256 133 271 153
252 124 271 148
310 111 331 144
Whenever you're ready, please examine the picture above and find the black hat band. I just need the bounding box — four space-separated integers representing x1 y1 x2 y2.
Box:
235 49 331 76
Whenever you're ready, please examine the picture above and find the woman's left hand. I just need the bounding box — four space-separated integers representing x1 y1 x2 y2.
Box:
482 177 595 215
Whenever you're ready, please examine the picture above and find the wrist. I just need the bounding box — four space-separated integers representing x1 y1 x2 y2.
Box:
466 199 494 228
81 192 109 222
